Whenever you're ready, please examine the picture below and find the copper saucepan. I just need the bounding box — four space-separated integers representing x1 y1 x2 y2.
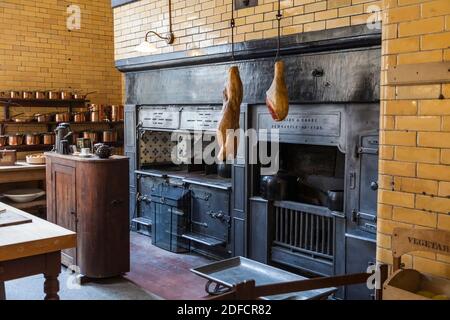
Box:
35 113 54 123
83 131 99 144
102 130 118 143
22 91 34 99
8 134 24 146
35 91 47 99
11 113 34 123
25 133 41 146
73 91 97 100
0 135 8 147
55 112 71 122
43 132 55 145
47 91 60 100
73 111 87 123
60 91 73 100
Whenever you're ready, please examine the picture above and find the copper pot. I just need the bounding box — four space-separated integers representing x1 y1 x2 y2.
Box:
26 133 41 146
60 91 73 100
22 91 34 99
9 91 21 99
73 91 96 100
35 113 53 123
73 112 87 123
103 130 117 143
89 104 100 122
55 112 70 122
8 134 24 146
35 91 47 99
43 132 55 145
47 91 60 100
111 105 122 122
0 135 8 147
83 131 99 144
12 113 34 123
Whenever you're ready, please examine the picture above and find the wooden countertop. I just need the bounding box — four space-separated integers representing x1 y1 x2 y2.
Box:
45 152 128 162
0 162 46 172
0 202 76 262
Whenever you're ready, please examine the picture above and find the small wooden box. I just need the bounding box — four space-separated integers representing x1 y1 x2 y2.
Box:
383 269 450 300
0 150 17 166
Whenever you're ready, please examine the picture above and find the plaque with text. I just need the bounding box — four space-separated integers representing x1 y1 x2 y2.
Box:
139 107 180 130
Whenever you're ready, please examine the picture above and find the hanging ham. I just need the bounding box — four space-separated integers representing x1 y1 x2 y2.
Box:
266 60 289 121
217 66 243 161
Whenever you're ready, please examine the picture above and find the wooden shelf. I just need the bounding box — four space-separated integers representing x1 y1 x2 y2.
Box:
0 121 123 125
0 144 53 152
2 198 47 210
0 98 88 106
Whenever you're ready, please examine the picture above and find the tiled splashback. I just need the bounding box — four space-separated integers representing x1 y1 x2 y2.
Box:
139 131 217 165
139 131 175 164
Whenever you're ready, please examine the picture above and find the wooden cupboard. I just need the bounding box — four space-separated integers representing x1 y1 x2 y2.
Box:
45 152 130 278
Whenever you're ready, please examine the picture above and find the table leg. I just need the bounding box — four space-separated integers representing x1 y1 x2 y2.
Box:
0 281 5 300
43 251 61 300
44 274 59 300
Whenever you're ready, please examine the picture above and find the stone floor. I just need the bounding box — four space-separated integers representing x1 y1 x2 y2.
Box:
4 232 212 300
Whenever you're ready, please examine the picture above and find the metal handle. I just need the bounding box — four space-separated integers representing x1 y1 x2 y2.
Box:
111 199 124 207
370 181 378 190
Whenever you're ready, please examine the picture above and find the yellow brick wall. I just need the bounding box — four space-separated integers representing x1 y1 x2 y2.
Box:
114 0 381 60
0 0 122 112
378 0 450 278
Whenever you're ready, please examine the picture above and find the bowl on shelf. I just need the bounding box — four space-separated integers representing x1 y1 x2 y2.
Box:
2 188 46 203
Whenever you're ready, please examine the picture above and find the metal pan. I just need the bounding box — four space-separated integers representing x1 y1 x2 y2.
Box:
191 257 337 300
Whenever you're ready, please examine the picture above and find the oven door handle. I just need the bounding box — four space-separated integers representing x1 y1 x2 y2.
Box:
191 220 208 228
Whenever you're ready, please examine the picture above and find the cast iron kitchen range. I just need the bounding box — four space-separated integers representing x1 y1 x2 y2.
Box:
123 25 381 300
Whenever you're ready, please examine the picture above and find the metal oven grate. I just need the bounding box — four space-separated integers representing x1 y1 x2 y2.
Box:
273 201 334 261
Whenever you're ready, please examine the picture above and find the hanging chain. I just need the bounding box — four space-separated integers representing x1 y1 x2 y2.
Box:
275 0 282 60
231 0 236 61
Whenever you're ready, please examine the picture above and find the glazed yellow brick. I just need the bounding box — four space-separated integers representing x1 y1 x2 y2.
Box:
392 207 437 228
418 163 450 181
396 84 441 100
379 203 393 219
379 159 416 177
395 116 441 131
294 0 315 5
377 247 394 265
246 14 264 24
304 21 326 32
444 84 450 99
283 25 303 35
398 177 438 195
305 1 327 13
442 149 450 165
350 13 373 25
422 31 450 50
414 256 450 278
328 0 352 9
445 49 450 61
380 130 417 146
385 5 420 24
379 174 395 190
384 100 417 115
377 217 412 234
293 13 315 24
416 194 450 213
418 132 450 148
377 233 392 249
437 253 450 264
438 214 450 230
379 189 416 208
382 23 398 41
245 31 263 41
283 5 305 17
438 181 450 196
394 146 440 163
380 145 395 160
254 21 273 31
398 17 445 37
422 0 450 18
381 115 395 130
418 100 450 115
385 36 420 54
441 116 450 131
315 9 338 21
326 17 351 28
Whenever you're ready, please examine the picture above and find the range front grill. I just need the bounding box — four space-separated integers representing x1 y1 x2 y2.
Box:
273 201 334 262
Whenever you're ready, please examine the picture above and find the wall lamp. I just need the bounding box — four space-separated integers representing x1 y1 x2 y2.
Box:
135 0 174 53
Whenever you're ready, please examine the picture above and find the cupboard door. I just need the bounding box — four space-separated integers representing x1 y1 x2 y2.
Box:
52 163 77 266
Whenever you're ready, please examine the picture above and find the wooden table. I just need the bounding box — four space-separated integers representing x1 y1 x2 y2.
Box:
0 202 76 300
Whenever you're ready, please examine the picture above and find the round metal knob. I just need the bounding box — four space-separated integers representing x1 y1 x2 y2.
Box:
370 181 378 190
